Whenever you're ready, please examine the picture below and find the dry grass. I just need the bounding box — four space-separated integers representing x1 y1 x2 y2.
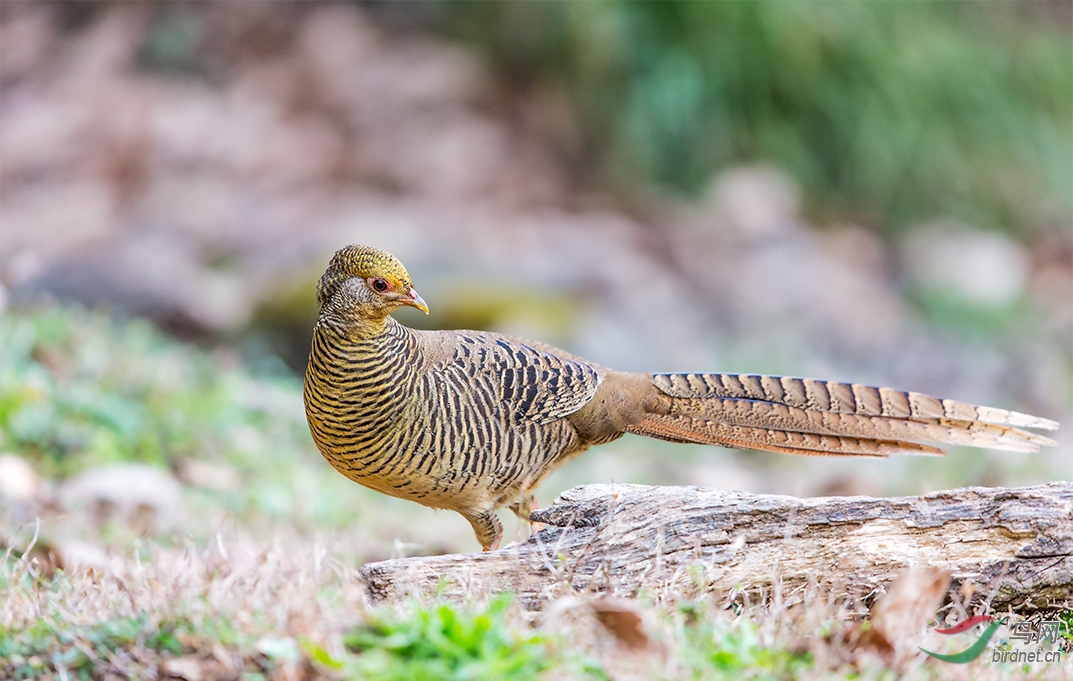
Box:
4 518 1070 680
2 523 367 679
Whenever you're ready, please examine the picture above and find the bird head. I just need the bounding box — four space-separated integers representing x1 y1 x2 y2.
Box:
316 245 429 319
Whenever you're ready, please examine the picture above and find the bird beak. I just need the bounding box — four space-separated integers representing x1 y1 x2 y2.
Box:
404 287 429 315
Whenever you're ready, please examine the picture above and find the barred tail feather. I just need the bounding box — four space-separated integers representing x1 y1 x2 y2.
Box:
624 414 945 458
638 373 1058 456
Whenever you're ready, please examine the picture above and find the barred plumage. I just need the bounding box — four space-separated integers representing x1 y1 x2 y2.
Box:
304 245 1059 550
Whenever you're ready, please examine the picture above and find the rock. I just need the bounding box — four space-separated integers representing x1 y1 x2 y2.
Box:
704 166 802 241
57 463 184 532
175 458 241 493
682 173 910 357
0 453 43 501
902 222 1029 308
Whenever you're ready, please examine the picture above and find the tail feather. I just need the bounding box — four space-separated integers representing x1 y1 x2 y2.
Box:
625 414 944 457
640 373 1058 456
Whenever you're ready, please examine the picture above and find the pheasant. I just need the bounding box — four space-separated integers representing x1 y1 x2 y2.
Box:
303 245 1059 551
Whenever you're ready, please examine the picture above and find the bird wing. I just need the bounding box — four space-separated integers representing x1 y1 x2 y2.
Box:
451 333 602 425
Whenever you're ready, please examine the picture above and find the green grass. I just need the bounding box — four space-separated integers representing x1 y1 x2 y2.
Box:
678 613 814 680
320 593 557 681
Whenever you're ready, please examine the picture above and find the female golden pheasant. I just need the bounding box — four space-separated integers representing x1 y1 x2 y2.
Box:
303 245 1058 550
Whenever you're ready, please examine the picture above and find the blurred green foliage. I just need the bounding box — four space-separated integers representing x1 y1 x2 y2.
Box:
434 1 1071 236
137 3 205 76
675 601 814 679
0 613 187 679
0 306 306 481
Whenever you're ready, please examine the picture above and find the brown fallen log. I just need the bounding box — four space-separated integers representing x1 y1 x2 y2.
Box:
358 482 1073 612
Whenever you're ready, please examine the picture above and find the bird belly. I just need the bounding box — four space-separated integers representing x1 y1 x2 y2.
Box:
305 347 587 515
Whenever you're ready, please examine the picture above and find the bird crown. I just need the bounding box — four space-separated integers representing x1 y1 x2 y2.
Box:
317 245 415 306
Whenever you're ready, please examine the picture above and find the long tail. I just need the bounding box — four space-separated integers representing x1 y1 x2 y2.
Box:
623 373 1059 457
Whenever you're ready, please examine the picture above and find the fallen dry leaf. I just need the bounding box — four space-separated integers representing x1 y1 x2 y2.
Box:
841 567 951 667
872 567 952 646
591 597 650 652
161 655 204 681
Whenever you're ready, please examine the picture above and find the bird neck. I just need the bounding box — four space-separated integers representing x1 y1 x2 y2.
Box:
313 313 418 361
316 309 396 342
305 313 423 481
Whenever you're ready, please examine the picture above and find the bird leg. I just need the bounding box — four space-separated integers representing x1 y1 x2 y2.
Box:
509 494 544 534
465 509 503 552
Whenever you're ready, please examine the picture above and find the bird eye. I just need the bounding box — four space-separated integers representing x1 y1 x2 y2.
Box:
370 278 390 293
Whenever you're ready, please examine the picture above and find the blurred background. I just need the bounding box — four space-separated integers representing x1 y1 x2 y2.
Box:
2 1 1071 562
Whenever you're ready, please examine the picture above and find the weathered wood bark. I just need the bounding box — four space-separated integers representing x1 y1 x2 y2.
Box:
359 482 1073 612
